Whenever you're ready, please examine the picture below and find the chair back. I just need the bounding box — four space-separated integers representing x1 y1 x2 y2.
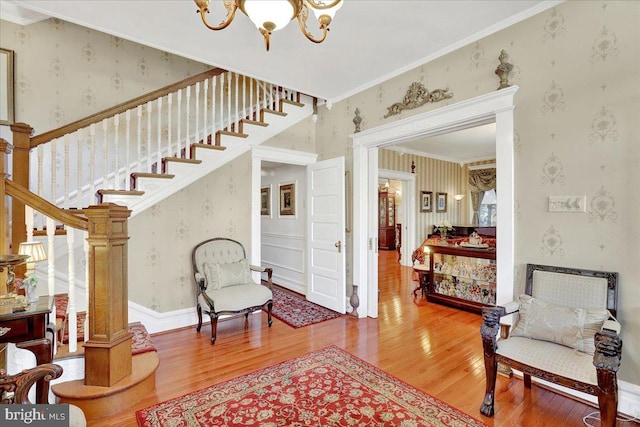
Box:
192 238 247 277
525 264 618 317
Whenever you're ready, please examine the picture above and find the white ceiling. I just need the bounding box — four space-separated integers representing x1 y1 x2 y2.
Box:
4 0 554 103
2 0 547 163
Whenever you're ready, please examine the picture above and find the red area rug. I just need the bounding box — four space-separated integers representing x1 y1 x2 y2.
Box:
270 286 341 328
136 346 486 427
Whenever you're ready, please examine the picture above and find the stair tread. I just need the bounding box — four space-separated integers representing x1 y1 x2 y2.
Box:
281 98 305 108
216 130 249 138
163 157 202 164
240 119 269 127
191 143 226 151
97 189 145 196
131 172 175 179
33 229 67 236
262 108 287 117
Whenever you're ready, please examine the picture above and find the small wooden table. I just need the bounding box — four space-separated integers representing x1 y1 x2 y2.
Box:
412 264 430 298
0 295 54 403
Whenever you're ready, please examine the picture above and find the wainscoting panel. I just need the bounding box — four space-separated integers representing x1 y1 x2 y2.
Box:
261 233 306 295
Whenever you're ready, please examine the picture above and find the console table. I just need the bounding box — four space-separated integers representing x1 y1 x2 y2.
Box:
0 295 54 403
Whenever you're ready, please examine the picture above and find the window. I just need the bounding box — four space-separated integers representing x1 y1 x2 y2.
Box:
479 189 497 226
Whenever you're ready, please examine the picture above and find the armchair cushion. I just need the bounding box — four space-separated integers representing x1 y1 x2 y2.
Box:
202 284 272 313
510 294 609 355
203 259 252 290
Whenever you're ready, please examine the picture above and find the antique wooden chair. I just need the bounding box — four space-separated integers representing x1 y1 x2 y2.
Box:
192 237 273 344
480 264 622 427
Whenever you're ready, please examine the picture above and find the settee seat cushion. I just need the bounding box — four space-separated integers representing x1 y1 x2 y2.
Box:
201 283 272 313
497 336 597 385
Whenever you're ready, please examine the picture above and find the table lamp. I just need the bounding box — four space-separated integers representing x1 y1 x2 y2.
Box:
18 241 47 302
422 245 430 264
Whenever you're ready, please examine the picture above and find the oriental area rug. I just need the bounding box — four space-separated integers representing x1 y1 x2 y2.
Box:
270 286 342 328
136 346 487 427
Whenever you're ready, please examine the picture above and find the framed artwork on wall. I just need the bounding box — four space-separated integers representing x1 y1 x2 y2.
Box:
260 186 271 216
420 191 432 212
436 192 448 213
279 183 295 216
0 48 15 125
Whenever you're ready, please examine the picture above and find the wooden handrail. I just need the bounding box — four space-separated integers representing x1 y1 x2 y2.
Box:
30 68 226 148
5 179 88 231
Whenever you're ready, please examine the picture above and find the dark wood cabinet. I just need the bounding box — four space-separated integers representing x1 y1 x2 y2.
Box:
378 191 395 250
426 245 496 313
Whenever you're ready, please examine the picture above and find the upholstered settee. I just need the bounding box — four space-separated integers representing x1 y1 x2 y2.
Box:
192 238 273 344
480 264 622 427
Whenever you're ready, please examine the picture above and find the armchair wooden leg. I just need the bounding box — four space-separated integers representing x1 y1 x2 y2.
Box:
524 373 532 388
210 314 218 344
267 302 273 327
594 330 623 427
196 303 203 332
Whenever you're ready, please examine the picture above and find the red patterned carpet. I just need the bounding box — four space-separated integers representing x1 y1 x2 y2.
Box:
136 346 486 427
270 286 342 328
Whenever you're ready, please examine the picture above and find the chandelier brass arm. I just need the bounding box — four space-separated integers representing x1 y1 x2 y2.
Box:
195 0 238 31
297 3 330 44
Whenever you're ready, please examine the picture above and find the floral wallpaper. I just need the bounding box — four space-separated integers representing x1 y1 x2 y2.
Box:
314 1 639 384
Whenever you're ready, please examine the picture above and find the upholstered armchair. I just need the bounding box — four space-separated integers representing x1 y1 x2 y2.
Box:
480 264 622 427
192 238 273 344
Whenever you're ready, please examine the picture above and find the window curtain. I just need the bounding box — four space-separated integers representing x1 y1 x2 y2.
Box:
468 168 497 225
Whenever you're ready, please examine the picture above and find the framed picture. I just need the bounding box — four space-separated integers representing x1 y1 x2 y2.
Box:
260 185 271 216
420 191 432 212
0 48 15 125
436 192 448 213
279 183 295 216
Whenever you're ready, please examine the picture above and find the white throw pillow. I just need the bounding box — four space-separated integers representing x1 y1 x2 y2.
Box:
202 261 222 290
510 294 608 355
216 259 252 288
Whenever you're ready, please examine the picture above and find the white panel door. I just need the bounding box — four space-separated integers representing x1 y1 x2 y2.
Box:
307 156 346 313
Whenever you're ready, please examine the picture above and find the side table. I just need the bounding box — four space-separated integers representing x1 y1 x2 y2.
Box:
412 264 430 298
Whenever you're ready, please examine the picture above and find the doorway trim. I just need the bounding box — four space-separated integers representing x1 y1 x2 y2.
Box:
351 86 519 318
378 169 416 267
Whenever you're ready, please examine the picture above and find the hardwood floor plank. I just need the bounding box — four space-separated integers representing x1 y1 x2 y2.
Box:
88 250 637 426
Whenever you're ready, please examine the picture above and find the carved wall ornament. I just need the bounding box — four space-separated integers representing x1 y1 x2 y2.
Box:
353 108 362 133
383 82 453 118
495 50 513 90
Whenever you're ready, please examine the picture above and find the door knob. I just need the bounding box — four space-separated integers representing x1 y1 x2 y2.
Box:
335 241 342 253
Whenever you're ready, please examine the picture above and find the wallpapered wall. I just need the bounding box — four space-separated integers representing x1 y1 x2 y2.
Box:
314 1 639 384
0 19 209 136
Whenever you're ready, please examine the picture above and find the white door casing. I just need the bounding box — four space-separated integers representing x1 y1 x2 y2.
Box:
307 156 346 313
351 86 519 318
378 169 416 267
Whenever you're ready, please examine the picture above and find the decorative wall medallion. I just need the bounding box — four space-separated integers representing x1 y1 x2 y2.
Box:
417 65 427 83
137 58 149 76
80 87 96 107
110 73 123 91
225 176 237 196
49 105 66 126
591 26 618 62
147 246 160 267
542 8 566 42
541 152 564 185
376 86 385 105
49 18 66 31
226 219 236 236
175 219 188 240
110 36 124 48
150 204 161 217
541 81 566 114
384 82 453 118
540 225 564 256
49 58 64 78
201 197 214 217
469 42 486 70
13 27 31 46
81 43 96 63
587 186 617 222
16 73 31 96
589 106 618 143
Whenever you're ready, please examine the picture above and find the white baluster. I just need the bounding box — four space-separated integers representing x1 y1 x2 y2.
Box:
195 82 200 145
249 77 254 121
136 106 142 170
51 139 57 205
25 206 34 242
46 216 55 296
147 101 152 173
167 93 173 158
156 97 162 172
114 114 120 190
242 75 246 120
227 73 231 131
202 80 208 144
63 135 69 209
102 119 108 188
185 86 191 158
234 72 239 131
211 76 216 137
77 128 83 208
219 74 224 132
177 89 183 158
67 228 77 352
125 110 131 191
89 124 96 203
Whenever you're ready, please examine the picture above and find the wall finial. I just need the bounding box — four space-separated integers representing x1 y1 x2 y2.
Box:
353 108 362 133
495 50 513 90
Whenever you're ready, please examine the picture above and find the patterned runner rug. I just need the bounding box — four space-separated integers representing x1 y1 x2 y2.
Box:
136 346 486 427
270 286 342 328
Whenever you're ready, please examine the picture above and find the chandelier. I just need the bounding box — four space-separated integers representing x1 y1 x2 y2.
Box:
194 0 343 51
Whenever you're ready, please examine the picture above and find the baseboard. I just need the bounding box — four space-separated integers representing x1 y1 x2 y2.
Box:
128 301 198 334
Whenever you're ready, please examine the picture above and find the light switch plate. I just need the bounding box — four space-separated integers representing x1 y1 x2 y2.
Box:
548 196 586 213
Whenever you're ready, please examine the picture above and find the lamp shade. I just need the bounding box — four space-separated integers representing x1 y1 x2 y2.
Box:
453 194 465 201
240 0 297 32
309 0 343 21
18 241 48 264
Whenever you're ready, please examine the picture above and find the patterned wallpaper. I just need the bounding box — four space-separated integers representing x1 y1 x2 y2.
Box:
314 1 639 383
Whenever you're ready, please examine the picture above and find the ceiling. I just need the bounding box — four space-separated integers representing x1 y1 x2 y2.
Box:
2 0 546 164
3 0 553 103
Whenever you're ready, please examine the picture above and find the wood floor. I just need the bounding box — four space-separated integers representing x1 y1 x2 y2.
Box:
92 250 636 427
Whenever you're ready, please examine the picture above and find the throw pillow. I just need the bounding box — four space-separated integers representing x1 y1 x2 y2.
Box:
510 294 608 355
216 259 252 288
202 262 222 290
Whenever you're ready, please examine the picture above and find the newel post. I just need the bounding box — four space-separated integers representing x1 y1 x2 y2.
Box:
82 203 132 387
10 123 32 263
1 139 12 294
